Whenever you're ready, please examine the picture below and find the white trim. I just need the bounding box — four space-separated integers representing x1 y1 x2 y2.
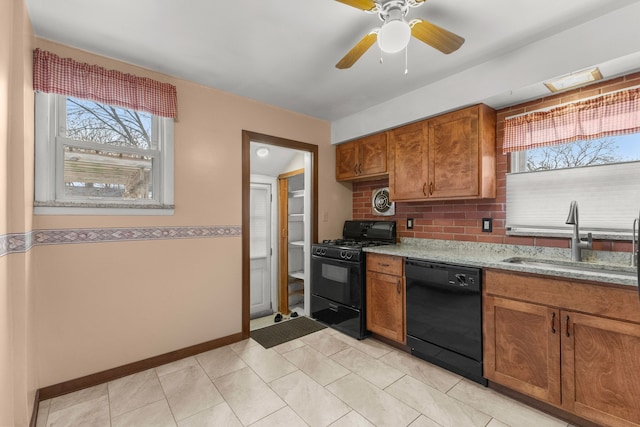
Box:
34 93 57 202
160 118 175 205
504 84 640 120
34 206 174 215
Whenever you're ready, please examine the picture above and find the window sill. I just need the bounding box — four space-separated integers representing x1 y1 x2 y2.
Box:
34 202 175 216
506 227 632 241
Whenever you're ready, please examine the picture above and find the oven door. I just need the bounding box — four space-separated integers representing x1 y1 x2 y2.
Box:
311 254 362 308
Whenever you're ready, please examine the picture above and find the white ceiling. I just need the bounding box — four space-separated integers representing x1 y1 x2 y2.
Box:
250 142 305 177
26 0 640 143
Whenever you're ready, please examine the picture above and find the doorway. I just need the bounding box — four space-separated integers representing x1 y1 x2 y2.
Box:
242 131 318 337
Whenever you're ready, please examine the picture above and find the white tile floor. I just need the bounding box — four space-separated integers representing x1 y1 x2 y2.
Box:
36 318 575 427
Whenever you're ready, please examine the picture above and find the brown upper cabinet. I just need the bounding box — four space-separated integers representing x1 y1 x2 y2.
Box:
335 132 388 181
389 104 496 202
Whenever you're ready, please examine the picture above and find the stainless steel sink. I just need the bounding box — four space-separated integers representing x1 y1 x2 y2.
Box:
502 257 637 278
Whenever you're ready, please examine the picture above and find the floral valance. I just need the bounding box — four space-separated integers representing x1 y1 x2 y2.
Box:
33 48 177 118
503 87 640 154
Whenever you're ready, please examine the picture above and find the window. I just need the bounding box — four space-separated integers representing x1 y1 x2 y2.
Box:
511 133 640 173
504 85 640 238
507 133 640 237
34 93 174 214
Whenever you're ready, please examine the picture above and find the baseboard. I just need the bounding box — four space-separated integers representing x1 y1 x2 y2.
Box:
38 332 244 401
488 382 602 427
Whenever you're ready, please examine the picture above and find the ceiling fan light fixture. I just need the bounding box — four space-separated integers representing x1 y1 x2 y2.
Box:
378 18 411 53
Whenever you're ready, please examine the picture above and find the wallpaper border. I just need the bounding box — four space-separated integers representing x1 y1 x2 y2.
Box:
0 226 241 257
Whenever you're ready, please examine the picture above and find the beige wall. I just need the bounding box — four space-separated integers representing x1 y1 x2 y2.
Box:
1 0 36 425
30 40 351 389
0 6 353 421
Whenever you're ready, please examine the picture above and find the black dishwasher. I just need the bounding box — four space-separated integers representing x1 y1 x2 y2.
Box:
405 258 486 386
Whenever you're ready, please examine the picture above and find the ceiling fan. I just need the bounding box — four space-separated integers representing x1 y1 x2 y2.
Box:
335 0 465 69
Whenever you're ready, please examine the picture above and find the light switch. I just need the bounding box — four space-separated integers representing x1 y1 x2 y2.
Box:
407 218 414 229
482 218 492 232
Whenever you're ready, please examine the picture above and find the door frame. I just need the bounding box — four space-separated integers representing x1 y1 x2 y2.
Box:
242 130 318 338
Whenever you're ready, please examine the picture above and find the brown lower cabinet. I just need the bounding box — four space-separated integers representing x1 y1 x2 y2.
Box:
484 269 640 427
366 253 405 344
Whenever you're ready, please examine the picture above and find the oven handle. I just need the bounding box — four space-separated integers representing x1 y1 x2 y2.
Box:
311 254 361 266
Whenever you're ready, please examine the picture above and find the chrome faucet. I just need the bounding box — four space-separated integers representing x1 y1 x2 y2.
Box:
565 200 592 262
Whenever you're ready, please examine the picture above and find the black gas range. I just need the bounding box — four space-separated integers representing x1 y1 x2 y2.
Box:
310 220 396 339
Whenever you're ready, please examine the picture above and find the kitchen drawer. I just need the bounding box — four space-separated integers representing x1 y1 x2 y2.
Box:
366 253 403 276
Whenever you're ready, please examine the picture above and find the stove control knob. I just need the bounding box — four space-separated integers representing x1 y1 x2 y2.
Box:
340 250 347 259
321 248 326 255
345 252 353 260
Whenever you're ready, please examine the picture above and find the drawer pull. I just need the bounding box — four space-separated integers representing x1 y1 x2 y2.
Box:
550 312 556 334
378 263 390 267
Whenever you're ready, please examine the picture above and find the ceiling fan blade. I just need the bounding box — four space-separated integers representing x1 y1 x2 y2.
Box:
410 19 465 54
336 32 377 69
335 0 377 11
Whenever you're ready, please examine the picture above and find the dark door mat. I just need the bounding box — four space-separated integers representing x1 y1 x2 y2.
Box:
251 316 326 349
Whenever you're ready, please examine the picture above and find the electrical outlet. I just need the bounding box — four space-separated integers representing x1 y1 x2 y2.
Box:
482 218 493 232
407 218 414 229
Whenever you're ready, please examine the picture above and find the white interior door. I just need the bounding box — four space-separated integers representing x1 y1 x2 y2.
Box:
250 182 274 319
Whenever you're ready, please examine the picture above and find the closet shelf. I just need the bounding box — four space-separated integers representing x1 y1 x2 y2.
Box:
289 270 304 280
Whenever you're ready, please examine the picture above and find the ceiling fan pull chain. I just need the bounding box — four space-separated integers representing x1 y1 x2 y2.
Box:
404 46 408 75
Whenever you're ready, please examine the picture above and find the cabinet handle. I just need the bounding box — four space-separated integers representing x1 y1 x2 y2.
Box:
429 182 434 195
354 164 359 175
422 182 427 196
550 312 556 334
378 263 390 267
565 315 570 337
397 278 401 295
358 163 362 174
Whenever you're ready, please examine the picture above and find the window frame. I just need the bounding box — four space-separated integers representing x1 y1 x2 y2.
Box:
34 92 174 215
506 140 640 240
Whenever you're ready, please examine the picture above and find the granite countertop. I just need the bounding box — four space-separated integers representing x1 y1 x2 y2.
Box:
364 238 638 288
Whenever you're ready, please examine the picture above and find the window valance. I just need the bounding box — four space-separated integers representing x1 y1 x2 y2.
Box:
503 87 640 154
33 48 177 119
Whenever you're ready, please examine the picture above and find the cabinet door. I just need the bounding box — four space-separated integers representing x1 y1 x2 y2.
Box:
428 106 479 199
484 296 561 405
358 133 387 177
389 121 429 201
366 271 405 343
562 311 640 427
336 140 358 181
